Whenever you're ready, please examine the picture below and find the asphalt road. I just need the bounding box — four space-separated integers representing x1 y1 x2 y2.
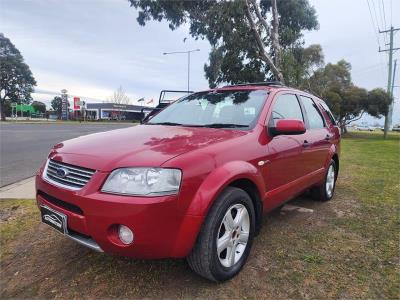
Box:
0 122 132 187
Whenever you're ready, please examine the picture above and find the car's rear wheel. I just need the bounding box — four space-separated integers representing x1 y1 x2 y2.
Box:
187 187 255 282
312 159 337 201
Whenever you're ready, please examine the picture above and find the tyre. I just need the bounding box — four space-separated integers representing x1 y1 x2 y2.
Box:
187 187 255 282
312 159 337 201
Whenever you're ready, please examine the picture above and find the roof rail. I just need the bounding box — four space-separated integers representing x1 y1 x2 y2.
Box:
223 81 285 88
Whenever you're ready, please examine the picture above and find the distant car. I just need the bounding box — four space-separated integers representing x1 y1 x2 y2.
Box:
392 126 400 132
357 126 374 131
36 82 340 282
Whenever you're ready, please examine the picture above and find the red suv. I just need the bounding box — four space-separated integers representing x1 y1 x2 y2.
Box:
36 83 340 282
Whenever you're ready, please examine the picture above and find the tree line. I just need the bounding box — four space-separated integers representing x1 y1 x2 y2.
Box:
130 0 391 133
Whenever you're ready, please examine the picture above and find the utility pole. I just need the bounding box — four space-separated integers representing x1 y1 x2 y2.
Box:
379 26 400 139
388 59 397 130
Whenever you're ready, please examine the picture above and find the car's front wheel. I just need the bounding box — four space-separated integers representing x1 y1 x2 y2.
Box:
187 187 255 282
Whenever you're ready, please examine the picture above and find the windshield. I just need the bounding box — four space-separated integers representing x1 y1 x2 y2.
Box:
146 89 268 129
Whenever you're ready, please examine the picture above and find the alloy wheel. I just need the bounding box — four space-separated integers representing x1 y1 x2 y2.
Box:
216 203 250 268
325 165 335 198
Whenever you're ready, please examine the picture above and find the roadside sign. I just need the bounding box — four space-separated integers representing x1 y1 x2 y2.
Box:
74 97 80 109
61 94 68 120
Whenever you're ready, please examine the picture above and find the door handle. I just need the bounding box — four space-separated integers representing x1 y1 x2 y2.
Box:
303 140 311 147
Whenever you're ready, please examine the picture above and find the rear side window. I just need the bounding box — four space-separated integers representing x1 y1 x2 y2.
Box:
300 96 325 129
271 94 303 125
320 101 337 125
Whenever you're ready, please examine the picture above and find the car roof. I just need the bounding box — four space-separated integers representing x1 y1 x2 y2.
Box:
198 82 322 102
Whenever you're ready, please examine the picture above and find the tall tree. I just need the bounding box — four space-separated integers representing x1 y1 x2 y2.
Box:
129 0 318 87
0 33 36 121
282 44 324 88
31 101 46 114
51 96 63 119
309 60 391 133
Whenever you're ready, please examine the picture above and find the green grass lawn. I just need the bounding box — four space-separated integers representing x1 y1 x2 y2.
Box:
1 131 399 299
0 199 38 260
333 131 400 298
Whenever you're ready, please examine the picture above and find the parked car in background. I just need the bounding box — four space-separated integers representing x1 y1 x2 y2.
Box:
392 125 400 132
356 126 374 131
36 82 340 282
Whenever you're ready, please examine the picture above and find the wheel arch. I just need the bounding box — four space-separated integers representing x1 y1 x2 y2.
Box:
228 178 263 235
331 152 339 179
325 144 339 179
185 160 265 226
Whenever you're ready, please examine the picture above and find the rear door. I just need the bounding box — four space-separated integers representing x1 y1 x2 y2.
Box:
298 95 331 176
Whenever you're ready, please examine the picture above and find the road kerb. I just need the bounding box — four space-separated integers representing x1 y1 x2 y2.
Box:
0 177 36 199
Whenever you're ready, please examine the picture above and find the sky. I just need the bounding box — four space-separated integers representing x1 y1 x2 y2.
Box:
1 0 399 125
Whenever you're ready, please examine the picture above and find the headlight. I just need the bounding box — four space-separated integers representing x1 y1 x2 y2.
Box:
101 168 182 196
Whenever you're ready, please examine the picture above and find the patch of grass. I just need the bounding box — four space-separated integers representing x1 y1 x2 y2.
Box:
302 254 323 264
0 199 38 259
341 131 399 205
335 131 400 298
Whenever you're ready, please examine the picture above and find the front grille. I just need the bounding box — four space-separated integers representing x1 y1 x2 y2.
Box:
45 159 96 189
38 190 84 215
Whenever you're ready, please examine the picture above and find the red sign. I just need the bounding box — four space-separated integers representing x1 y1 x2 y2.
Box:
74 97 80 110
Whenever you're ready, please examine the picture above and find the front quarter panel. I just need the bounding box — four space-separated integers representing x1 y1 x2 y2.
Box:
183 160 265 217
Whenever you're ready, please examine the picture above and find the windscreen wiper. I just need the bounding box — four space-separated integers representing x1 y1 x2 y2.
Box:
147 122 183 126
200 123 249 128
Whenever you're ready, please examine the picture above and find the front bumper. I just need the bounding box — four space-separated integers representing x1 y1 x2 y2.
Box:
35 170 203 259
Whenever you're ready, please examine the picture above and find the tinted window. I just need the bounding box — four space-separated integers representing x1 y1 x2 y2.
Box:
147 90 268 129
320 101 337 125
300 96 325 129
271 94 303 125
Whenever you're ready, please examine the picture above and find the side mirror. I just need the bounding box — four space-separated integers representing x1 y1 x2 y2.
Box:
270 119 306 136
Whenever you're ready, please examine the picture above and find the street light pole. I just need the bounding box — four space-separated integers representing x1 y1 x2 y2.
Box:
163 49 200 92
188 51 190 93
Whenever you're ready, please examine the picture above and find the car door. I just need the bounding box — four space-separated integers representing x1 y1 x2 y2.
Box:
298 95 332 176
262 93 309 202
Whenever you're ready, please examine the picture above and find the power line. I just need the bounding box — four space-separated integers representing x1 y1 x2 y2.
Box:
373 0 387 45
371 0 381 31
352 62 382 72
377 0 385 30
375 0 389 51
390 0 393 26
381 0 387 31
366 0 381 47
366 0 387 81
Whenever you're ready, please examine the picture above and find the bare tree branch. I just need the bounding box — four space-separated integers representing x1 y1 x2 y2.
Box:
107 86 131 105
251 0 269 35
344 111 365 125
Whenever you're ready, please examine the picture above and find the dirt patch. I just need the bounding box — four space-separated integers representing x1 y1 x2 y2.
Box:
0 205 22 223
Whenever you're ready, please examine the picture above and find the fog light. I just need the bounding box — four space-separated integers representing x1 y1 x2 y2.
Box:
118 225 134 245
